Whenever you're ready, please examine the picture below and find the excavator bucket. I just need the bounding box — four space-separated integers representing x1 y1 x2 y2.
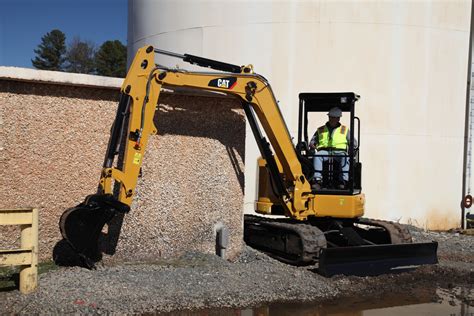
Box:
59 194 130 268
318 241 438 277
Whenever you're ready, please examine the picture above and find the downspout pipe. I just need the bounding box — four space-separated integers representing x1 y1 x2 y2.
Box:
462 0 474 229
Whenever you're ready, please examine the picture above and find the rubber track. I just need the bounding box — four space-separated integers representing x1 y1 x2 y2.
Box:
357 218 413 244
244 215 327 265
244 216 413 265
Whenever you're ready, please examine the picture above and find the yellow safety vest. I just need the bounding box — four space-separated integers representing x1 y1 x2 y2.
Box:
316 125 348 151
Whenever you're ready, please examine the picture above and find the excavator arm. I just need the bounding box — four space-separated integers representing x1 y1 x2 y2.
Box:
100 46 314 217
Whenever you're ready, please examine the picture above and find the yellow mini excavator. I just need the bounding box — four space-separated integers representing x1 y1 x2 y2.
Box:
59 45 438 276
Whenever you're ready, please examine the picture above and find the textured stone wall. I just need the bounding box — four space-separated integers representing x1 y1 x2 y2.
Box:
0 80 245 263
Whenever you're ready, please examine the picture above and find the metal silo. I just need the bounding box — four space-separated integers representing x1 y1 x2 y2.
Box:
128 0 472 230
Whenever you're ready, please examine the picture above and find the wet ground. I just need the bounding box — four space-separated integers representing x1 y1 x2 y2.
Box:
156 286 473 316
264 286 473 316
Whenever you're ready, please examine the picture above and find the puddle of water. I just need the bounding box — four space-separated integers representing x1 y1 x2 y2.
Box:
153 286 473 316
257 287 473 316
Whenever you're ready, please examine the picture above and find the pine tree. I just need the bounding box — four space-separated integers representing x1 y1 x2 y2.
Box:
95 40 127 77
31 29 67 71
65 37 96 74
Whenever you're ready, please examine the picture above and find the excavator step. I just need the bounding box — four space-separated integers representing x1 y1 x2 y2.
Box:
319 241 438 277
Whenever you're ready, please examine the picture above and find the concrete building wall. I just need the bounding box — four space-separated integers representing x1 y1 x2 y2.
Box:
0 69 244 262
129 0 472 229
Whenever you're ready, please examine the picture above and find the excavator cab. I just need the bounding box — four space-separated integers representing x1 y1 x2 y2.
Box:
296 92 361 194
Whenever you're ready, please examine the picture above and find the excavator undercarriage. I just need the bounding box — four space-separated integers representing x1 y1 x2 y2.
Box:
244 215 437 276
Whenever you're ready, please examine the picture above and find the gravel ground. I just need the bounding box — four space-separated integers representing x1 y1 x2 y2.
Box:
1 227 473 315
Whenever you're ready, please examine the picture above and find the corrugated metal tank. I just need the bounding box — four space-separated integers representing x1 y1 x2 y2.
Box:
128 0 472 230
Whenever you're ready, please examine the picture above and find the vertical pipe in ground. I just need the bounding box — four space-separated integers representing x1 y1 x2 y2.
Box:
463 1 474 229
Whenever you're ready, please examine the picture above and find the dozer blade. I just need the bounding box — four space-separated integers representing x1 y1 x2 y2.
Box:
318 241 438 277
59 194 130 268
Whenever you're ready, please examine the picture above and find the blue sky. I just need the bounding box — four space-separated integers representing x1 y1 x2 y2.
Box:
0 0 127 68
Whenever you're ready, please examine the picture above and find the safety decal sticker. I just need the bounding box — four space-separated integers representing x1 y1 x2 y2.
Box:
133 153 142 165
208 77 237 90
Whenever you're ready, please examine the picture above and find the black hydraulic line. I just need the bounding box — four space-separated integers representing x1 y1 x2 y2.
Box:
154 48 242 73
103 93 131 168
183 54 242 73
242 101 288 198
136 67 160 146
153 48 186 59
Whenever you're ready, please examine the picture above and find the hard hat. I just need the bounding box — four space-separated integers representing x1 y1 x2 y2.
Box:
327 107 342 117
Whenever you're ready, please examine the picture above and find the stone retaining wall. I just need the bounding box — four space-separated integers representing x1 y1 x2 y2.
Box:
0 79 245 263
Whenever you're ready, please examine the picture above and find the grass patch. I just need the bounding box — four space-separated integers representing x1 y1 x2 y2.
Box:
38 261 58 274
0 261 58 291
0 266 20 291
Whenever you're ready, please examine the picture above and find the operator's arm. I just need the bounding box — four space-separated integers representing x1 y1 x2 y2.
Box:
309 131 318 150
